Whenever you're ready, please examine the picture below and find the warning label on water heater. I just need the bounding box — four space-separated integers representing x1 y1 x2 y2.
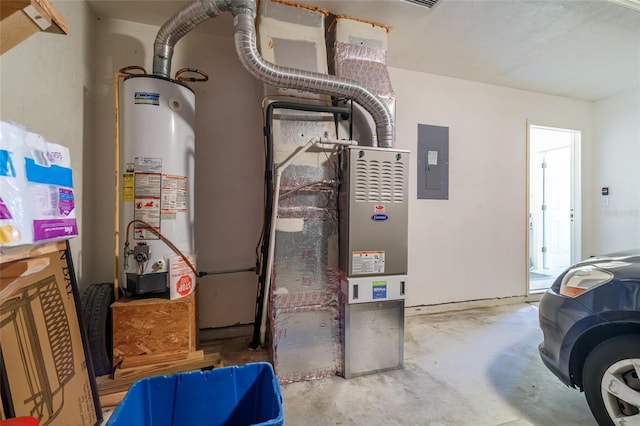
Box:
352 251 385 275
134 197 160 239
135 157 162 174
162 175 187 212
123 173 134 202
131 158 163 240
134 173 161 198
170 254 196 300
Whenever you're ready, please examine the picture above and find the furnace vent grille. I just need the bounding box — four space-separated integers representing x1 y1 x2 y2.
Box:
355 158 405 203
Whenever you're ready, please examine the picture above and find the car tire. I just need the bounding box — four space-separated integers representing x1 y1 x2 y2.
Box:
80 283 115 377
583 334 640 426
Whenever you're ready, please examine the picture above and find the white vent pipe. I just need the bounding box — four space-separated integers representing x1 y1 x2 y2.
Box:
152 0 395 147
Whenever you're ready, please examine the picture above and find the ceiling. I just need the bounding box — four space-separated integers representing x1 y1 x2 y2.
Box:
86 0 640 102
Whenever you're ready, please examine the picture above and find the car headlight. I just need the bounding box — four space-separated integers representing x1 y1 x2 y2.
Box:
559 265 614 297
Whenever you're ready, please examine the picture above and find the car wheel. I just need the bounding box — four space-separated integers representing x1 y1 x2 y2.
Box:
583 334 640 426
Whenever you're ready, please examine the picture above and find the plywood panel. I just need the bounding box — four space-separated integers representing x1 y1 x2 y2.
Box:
111 292 197 366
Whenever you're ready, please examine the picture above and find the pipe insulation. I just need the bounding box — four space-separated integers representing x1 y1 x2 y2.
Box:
151 0 395 148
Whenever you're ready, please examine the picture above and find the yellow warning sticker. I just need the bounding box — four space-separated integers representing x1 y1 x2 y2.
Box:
123 173 134 202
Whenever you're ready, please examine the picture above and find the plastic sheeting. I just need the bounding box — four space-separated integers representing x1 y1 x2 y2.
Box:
329 17 395 148
333 42 395 100
271 269 344 383
271 167 343 383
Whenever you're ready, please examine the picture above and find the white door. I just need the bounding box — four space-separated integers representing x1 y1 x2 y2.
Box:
542 147 571 269
528 125 581 293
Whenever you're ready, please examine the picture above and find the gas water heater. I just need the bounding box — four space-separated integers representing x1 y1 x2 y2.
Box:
120 75 196 294
339 146 409 378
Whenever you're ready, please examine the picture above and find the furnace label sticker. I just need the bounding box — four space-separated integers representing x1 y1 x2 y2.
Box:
352 251 385 275
162 175 188 212
372 280 387 300
134 92 160 106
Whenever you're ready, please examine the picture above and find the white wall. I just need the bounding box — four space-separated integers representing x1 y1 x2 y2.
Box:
0 0 95 286
388 67 596 307
91 18 264 328
593 90 640 254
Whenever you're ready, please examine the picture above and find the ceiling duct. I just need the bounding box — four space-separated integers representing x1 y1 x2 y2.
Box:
152 0 395 148
401 0 443 9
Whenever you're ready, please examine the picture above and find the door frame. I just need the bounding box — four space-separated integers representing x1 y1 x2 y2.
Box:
526 121 582 295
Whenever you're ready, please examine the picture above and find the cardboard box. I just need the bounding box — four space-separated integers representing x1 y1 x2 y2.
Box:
0 241 101 425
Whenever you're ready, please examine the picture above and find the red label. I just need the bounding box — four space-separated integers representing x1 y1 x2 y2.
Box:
176 275 193 296
375 205 385 213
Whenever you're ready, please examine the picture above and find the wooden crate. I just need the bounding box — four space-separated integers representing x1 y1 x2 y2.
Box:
111 292 197 367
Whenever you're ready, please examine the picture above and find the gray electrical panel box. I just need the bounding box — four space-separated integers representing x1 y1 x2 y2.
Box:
417 124 449 200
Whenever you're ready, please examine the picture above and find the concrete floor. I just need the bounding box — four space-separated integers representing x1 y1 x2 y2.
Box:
103 303 597 425
281 303 597 426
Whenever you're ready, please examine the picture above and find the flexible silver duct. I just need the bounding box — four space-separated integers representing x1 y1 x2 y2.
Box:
232 11 394 147
152 0 395 147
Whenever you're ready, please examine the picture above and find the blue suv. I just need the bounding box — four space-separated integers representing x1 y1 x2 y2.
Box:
538 249 640 425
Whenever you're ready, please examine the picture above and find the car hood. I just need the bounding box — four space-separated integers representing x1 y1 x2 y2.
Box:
547 249 640 317
575 249 640 271
550 249 640 294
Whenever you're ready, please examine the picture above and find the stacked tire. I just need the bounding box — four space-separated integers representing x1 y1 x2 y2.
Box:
80 283 115 377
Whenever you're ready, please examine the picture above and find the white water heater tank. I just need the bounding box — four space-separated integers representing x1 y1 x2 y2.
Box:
120 75 195 294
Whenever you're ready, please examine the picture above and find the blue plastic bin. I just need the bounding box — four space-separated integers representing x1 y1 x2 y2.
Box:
106 362 283 426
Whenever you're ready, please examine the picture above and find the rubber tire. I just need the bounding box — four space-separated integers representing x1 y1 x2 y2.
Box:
80 283 114 377
583 334 640 426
